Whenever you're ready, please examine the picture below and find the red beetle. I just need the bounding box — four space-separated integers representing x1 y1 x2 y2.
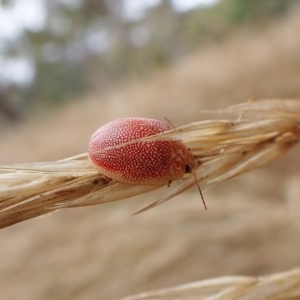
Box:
88 117 206 209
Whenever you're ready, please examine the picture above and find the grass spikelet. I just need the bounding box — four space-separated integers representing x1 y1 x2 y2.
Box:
118 267 300 300
0 98 299 229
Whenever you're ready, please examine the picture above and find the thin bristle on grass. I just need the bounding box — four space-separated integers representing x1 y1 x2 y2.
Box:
0 98 299 229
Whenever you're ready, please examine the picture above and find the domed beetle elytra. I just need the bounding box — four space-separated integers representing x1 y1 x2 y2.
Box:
88 117 206 210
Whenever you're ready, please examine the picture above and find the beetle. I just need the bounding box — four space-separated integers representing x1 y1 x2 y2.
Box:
88 117 206 209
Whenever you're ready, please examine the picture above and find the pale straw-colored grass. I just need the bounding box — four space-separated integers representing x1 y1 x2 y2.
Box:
119 267 300 300
0 98 299 229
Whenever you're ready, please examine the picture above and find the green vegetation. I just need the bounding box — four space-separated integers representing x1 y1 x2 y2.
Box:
0 0 297 122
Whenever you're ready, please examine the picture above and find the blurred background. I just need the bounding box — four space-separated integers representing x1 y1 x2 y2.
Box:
1 0 300 299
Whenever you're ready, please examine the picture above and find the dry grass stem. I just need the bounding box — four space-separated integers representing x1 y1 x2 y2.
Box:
119 267 300 300
0 98 299 229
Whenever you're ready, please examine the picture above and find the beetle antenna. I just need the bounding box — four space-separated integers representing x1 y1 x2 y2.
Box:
192 170 207 210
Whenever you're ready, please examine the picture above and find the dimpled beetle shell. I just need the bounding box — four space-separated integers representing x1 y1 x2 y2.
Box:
88 117 194 185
